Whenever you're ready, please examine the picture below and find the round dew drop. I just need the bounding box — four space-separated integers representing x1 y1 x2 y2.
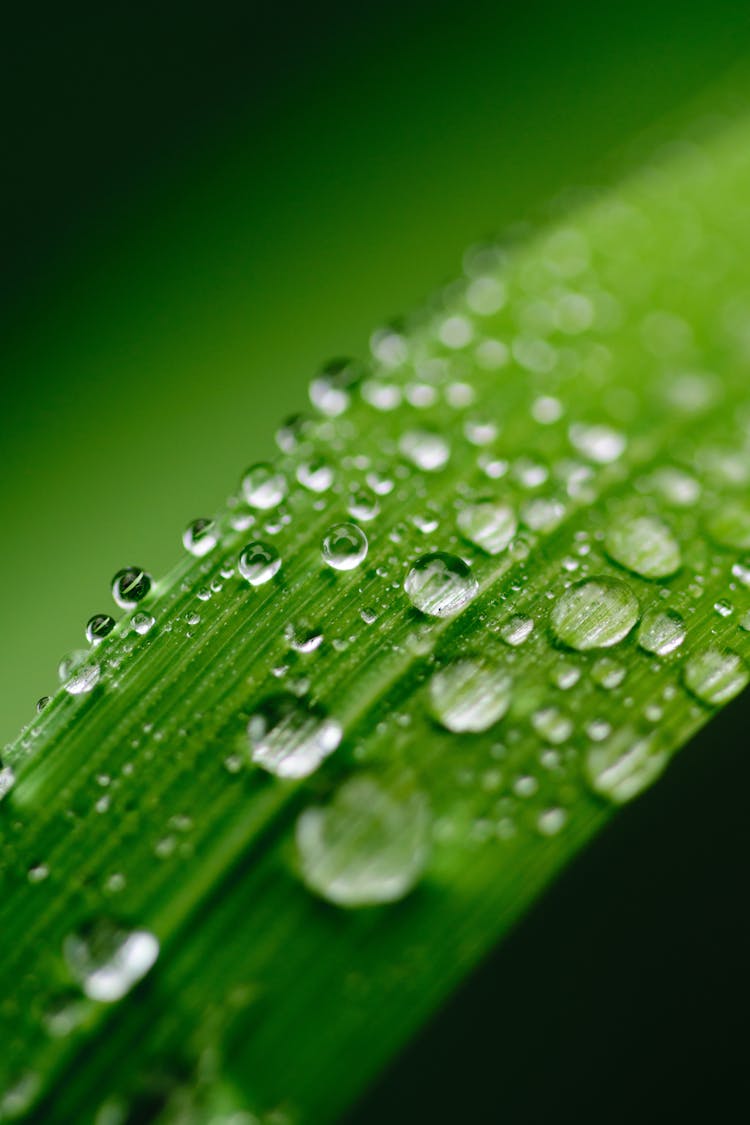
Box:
637 609 686 656
111 567 151 609
399 430 450 472
295 775 429 907
585 728 668 804
247 693 342 779
457 501 517 555
682 648 749 706
63 919 159 1003
242 463 287 510
182 517 218 557
86 614 115 646
604 514 682 579
64 662 101 696
428 658 512 732
238 541 281 586
309 357 360 417
404 552 478 618
321 522 368 571
569 422 626 464
551 576 639 650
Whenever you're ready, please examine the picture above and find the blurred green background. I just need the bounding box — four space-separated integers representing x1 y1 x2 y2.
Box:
3 0 750 745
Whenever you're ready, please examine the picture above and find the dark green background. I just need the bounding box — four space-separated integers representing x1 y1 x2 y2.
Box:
4 0 750 744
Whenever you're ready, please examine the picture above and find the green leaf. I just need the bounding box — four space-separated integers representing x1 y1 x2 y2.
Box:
4 101 750 1124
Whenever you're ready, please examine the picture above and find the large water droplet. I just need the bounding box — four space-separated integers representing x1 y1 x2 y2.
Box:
585 728 668 804
64 661 101 696
63 920 159 1002
247 694 342 778
111 567 151 609
182 517 218 557
551 576 639 650
428 657 512 732
604 514 681 579
637 608 686 656
321 523 368 571
399 430 450 471
457 501 517 555
238 541 281 586
404 553 478 618
86 614 115 646
242 463 287 510
682 648 749 706
705 499 750 550
296 775 429 907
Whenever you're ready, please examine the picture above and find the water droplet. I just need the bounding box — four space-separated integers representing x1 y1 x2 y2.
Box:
285 622 323 653
683 648 749 706
309 358 360 417
297 457 335 493
648 466 701 506
537 807 567 836
0 764 15 801
520 496 566 533
604 514 681 579
637 609 686 656
61 652 101 696
64 920 159 1002
731 559 750 587
347 489 380 522
321 523 368 571
131 612 155 636
242 463 287 510
457 501 517 555
296 775 429 907
428 658 512 732
404 553 478 618
86 614 115 646
499 614 534 646
247 694 342 778
706 499 750 550
551 577 639 650
591 656 627 689
182 517 218 557
586 728 667 804
238 541 281 586
399 430 450 471
532 706 573 744
111 567 151 609
569 422 625 463
37 695 51 711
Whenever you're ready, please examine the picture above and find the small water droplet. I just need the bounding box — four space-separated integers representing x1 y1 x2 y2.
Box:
551 576 639 650
637 608 686 656
648 466 701 506
569 422 626 464
604 514 681 579
111 567 151 609
586 728 667 804
242 463 287 510
61 652 101 696
309 358 360 417
428 658 512 732
0 764 15 801
537 807 567 836
591 656 627 689
86 614 116 646
499 614 534 647
36 695 51 712
182 517 218 557
297 456 335 493
296 775 429 907
347 489 380 522
131 612 155 636
64 920 159 1002
285 622 324 653
404 553 478 618
238 541 282 586
321 523 368 571
520 496 566 533
457 501 517 555
683 648 749 706
399 430 450 472
247 694 342 778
